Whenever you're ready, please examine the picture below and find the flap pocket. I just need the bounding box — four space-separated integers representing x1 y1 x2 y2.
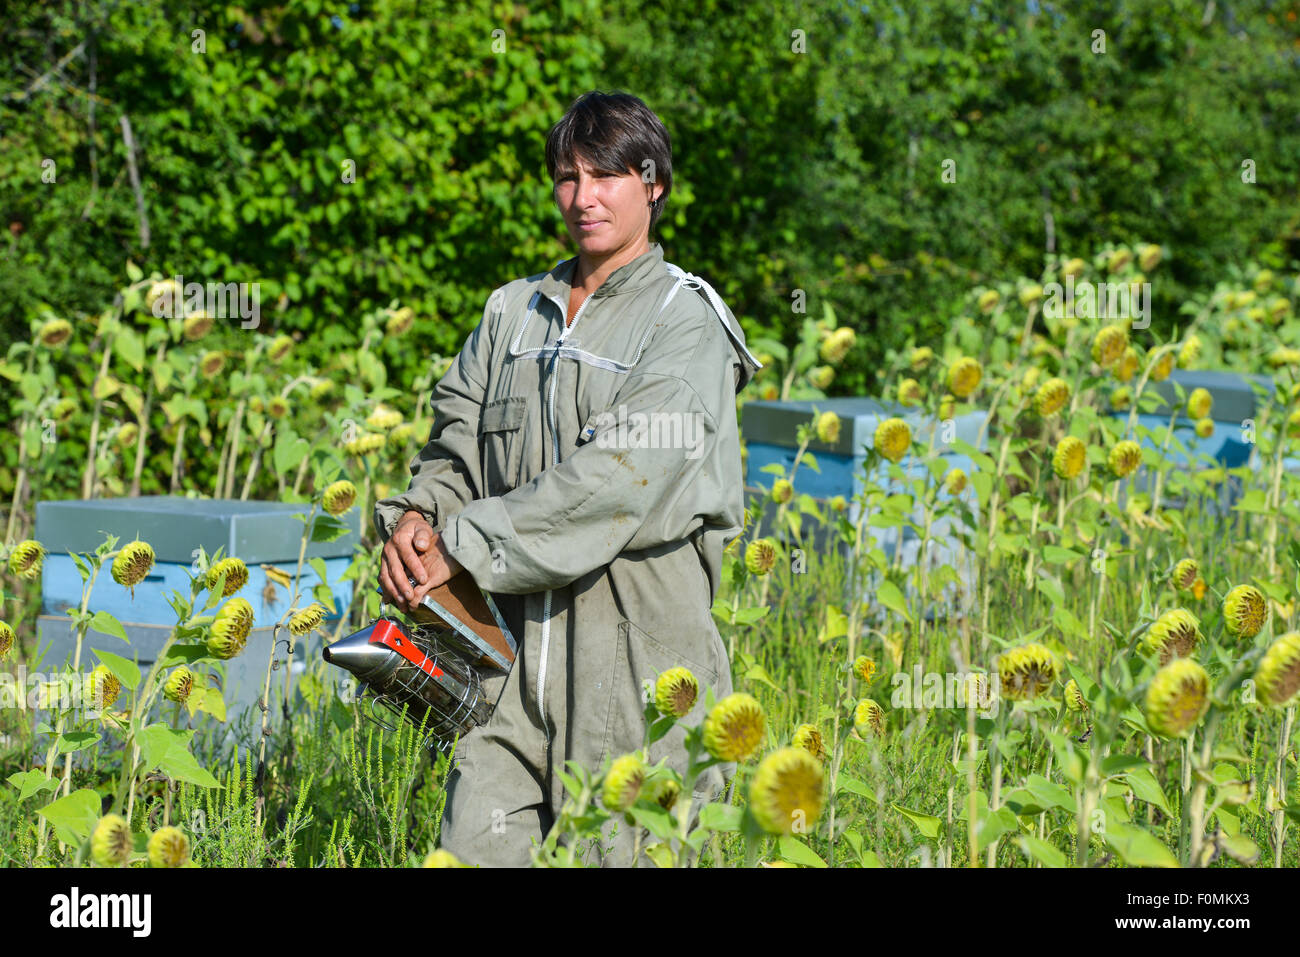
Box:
480 396 526 433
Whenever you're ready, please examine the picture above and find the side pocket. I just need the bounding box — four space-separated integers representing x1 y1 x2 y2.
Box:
598 619 721 774
479 395 527 494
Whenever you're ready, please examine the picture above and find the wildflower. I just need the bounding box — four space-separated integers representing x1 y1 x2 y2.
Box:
654 667 699 719
1191 577 1207 600
1137 244 1162 272
1018 283 1044 307
147 826 191 868
946 357 982 399
0 620 14 660
1172 559 1199 592
1187 387 1213 420
8 540 45 581
199 351 226 378
945 467 967 495
874 417 912 463
1108 440 1142 479
206 557 248 596
1150 351 1175 382
182 311 213 342
977 289 1000 313
643 775 680 810
853 656 877 684
163 666 194 704
1034 377 1070 417
820 327 856 364
601 754 646 812
1106 248 1132 273
1109 386 1132 411
1141 609 1202 664
344 431 385 456
91 815 132 867
386 306 415 337
792 723 827 761
207 597 254 659
38 318 73 349
1145 658 1210 738
808 365 835 390
703 693 766 762
748 747 825 835
266 396 290 419
853 699 886 736
1091 324 1128 368
1115 346 1140 383
86 665 122 711
366 405 403 431
1255 632 1300 707
1223 585 1268 640
815 411 841 445
1194 417 1214 439
111 540 155 590
1052 436 1087 481
289 602 326 637
1064 679 1087 712
909 346 934 371
771 479 794 505
1178 335 1201 367
423 848 465 868
322 479 358 516
267 334 294 363
1060 257 1086 279
898 377 922 405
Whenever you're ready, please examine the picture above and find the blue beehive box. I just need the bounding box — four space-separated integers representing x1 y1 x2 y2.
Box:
741 398 988 617
34 496 361 721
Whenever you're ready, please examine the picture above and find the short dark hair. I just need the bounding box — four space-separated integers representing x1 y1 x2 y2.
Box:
545 91 673 234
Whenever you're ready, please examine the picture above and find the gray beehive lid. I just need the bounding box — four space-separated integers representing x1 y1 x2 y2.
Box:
1149 370 1273 422
741 397 988 454
35 496 361 564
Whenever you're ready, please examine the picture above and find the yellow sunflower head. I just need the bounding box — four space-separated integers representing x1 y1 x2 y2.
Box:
0 620 13 660
938 394 956 421
1177 335 1201 368
1140 608 1202 664
1222 584 1268 640
703 693 766 762
422 848 465 868
267 333 294 363
289 602 326 637
1091 324 1128 368
1145 658 1211 738
654 666 699 719
182 311 213 342
111 540 156 589
898 377 923 406
853 656 877 684
1109 386 1133 411
1018 283 1044 307
86 665 123 712
322 479 358 516
207 597 255 659
745 538 778 576
147 826 191 868
819 326 856 365
1150 350 1175 382
91 814 133 867
1034 377 1070 417
1060 257 1086 279
266 396 290 420
601 753 646 813
977 289 1001 313
1064 678 1087 713
807 365 835 390
1137 243 1162 272
206 557 248 597
163 666 194 704
946 357 983 399
945 467 968 495
1052 436 1087 481
1255 632 1300 708
8 540 46 581
748 747 825 835
791 723 827 762
199 350 226 379
771 479 794 505
366 405 403 431
1187 387 1213 420
1194 417 1214 440
874 417 912 464
997 642 1059 700
1115 346 1140 383
815 411 842 445
1107 439 1142 479
38 318 73 349
386 306 415 337
1106 248 1132 273
642 774 681 810
828 494 849 514
853 698 886 737
909 346 934 371
1171 559 1199 592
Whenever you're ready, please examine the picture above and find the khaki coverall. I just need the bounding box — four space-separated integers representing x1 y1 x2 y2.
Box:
373 242 761 866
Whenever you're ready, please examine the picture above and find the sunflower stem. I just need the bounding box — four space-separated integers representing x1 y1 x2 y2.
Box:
1273 704 1295 868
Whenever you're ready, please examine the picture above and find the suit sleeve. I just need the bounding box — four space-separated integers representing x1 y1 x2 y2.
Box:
442 298 741 594
371 291 499 543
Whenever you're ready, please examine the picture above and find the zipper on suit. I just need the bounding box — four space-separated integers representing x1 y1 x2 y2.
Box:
537 290 595 751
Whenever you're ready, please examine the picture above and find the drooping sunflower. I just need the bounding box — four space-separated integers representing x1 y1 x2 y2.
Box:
853 698 886 737
366 405 403 431
1107 439 1142 479
322 479 358 516
1137 244 1162 272
819 327 856 365
1222 584 1268 641
1145 658 1210 738
977 289 1001 313
642 774 681 810
208 597 255 659
38 318 73 349
1194 417 1214 439
996 643 1059 700
898 377 923 406
748 747 825 835
1255 632 1300 708
163 666 194 704
1034 377 1070 417
771 479 794 505
1060 257 1086 279
1106 248 1132 273
654 667 699 719
1140 608 1202 664
1187 387 1213 420
1171 559 1199 592
601 753 646 812
1091 324 1128 368
1109 386 1133 411
1064 678 1087 713
909 346 934 371
8 540 45 581
148 826 191 868
1178 335 1201 368
0 620 14 660
91 814 133 867
386 306 415 337
86 665 123 712
267 333 294 363
703 693 766 762
1018 283 1044 307
807 365 835 390
199 350 226 379
1150 351 1175 382
289 602 326 637
745 539 777 576
945 467 968 495
1115 346 1140 383
791 723 827 762
874 417 912 464
111 540 156 590
1052 436 1087 481
182 311 213 342
344 431 386 457
206 557 248 597
815 411 842 445
946 357 983 399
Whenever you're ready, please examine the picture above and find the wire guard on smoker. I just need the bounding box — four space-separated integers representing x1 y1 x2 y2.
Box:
322 616 492 750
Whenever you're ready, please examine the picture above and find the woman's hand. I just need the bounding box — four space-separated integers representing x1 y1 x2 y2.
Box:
379 510 464 613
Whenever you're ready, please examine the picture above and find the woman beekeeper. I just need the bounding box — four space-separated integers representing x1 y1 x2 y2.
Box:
375 90 760 866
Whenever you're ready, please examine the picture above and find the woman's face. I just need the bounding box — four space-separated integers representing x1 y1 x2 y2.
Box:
554 153 662 265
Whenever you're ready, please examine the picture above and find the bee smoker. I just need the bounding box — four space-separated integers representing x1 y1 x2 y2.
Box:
323 616 493 749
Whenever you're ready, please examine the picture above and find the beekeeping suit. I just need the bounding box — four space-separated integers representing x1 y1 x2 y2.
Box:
373 242 761 866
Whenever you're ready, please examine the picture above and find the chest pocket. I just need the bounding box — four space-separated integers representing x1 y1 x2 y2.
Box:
480 396 527 495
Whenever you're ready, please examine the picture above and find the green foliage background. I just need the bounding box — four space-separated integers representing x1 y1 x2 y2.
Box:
3 0 1299 397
